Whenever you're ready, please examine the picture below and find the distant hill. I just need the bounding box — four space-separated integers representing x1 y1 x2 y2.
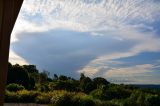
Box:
132 84 160 89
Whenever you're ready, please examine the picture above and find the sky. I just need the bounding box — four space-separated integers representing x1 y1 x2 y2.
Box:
9 0 160 84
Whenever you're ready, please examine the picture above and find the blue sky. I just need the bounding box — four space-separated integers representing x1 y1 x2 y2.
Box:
9 0 160 84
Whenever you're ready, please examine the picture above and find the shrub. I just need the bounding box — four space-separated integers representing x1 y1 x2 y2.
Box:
91 85 131 100
90 85 107 100
72 94 95 106
35 83 50 92
105 85 131 100
17 90 38 103
122 90 160 106
49 81 77 91
6 83 24 92
5 90 39 103
5 90 20 102
144 94 160 106
50 91 74 106
35 93 50 104
50 91 95 106
90 89 104 100
123 90 143 106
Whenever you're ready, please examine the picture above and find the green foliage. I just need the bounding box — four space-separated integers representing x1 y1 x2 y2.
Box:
90 84 131 100
144 93 160 106
38 83 50 92
48 80 78 91
53 74 58 80
6 63 160 106
93 77 110 89
5 90 20 103
29 72 40 83
123 90 160 106
58 75 68 81
90 85 106 100
39 71 49 83
80 76 94 93
105 85 131 100
7 64 32 89
72 94 95 106
50 91 95 106
6 83 25 92
17 90 38 103
35 93 50 104
23 65 38 73
50 91 73 106
5 90 39 103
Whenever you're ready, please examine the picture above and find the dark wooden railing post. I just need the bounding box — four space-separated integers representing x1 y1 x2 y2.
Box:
0 0 23 105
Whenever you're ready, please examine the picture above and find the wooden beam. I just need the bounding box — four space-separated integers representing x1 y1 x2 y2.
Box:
0 0 23 105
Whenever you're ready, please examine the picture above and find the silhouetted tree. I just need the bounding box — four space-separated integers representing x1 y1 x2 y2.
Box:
80 76 94 93
23 65 38 73
93 77 110 89
7 64 30 89
59 75 68 81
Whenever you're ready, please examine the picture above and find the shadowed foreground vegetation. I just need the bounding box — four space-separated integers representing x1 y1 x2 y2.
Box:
5 63 160 106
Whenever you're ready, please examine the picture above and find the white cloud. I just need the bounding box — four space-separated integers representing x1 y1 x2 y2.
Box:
104 63 160 84
9 50 28 65
105 64 153 78
13 0 160 33
10 0 160 83
91 32 104 36
79 63 160 84
78 66 100 77
80 26 160 79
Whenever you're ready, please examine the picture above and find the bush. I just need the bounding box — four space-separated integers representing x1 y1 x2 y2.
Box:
50 91 74 106
5 90 20 102
6 83 24 92
72 94 95 106
90 85 107 100
17 90 38 103
90 89 104 100
91 85 131 100
50 91 95 106
144 94 160 106
35 83 50 92
105 85 131 100
5 90 39 103
123 90 143 106
123 90 160 106
35 93 50 104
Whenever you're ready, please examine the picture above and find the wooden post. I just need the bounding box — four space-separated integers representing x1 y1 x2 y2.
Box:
0 0 23 105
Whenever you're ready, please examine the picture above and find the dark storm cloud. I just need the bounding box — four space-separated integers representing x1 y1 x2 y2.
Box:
11 29 135 77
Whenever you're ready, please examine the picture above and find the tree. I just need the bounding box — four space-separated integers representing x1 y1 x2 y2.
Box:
23 65 38 73
7 64 30 89
39 71 48 83
80 76 94 93
93 77 110 89
59 75 68 81
53 74 58 81
6 83 24 92
80 73 85 82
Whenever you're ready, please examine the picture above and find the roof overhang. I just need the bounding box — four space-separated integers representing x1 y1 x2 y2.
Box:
0 0 23 105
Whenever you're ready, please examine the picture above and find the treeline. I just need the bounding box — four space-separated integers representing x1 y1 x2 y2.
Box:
5 63 160 106
7 62 51 90
7 62 110 93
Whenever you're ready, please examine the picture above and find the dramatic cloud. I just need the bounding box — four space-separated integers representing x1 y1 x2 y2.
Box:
11 30 135 77
9 0 160 84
